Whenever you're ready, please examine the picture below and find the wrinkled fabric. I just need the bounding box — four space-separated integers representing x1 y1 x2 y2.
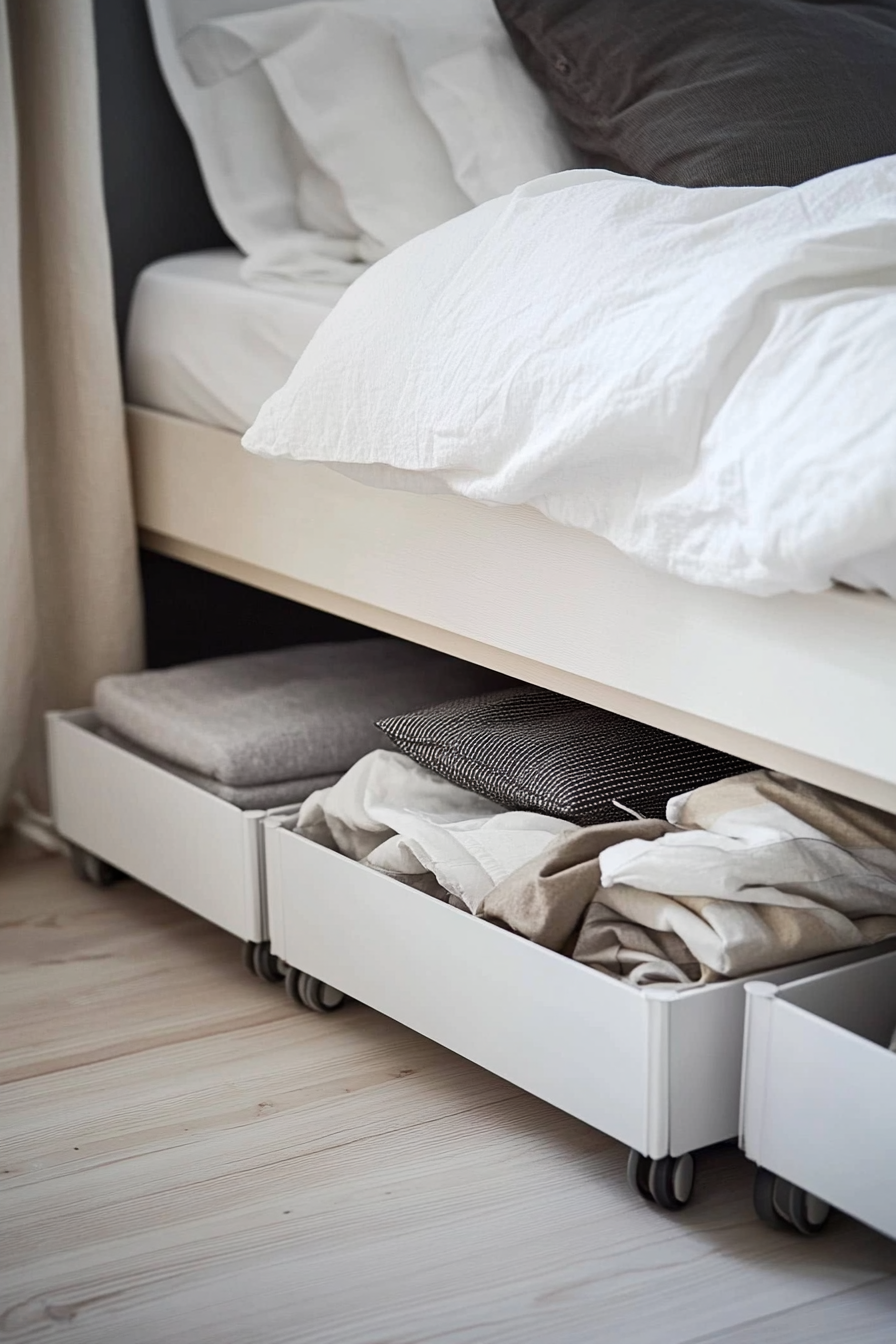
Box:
481 771 896 985
297 749 576 911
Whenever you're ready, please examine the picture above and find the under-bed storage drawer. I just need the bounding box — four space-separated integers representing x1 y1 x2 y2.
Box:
48 709 274 942
263 818 883 1162
741 951 896 1239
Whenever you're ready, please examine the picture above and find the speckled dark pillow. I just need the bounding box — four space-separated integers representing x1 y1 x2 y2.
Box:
495 0 896 187
378 685 752 825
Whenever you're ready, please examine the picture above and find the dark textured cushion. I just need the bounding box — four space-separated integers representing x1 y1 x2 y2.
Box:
378 685 752 825
495 0 896 187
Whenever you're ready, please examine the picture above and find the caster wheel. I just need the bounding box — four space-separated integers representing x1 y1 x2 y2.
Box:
284 966 345 1013
251 941 284 983
627 1149 654 1203
243 941 257 975
70 845 125 888
784 1184 830 1237
754 1169 829 1236
648 1153 695 1210
627 1151 695 1210
753 1167 792 1231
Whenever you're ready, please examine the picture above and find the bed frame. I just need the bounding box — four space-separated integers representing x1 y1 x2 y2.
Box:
99 0 896 816
129 406 896 815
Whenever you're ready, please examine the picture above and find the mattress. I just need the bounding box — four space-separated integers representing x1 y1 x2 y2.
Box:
125 249 345 433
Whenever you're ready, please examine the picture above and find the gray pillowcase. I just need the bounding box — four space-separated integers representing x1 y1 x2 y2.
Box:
378 685 753 825
495 0 896 187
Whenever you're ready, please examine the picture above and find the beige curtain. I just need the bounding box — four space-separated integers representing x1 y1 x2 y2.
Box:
1 0 143 821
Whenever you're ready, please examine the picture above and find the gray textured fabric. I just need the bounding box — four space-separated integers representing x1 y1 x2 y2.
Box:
378 685 751 825
97 726 338 809
496 0 896 189
94 639 508 786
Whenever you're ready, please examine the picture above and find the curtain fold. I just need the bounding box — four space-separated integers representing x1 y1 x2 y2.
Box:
1 0 144 820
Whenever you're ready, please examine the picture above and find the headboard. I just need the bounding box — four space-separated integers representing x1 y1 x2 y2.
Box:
93 0 228 341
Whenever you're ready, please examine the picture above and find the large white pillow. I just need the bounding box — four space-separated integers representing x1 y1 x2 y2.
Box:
243 159 896 597
184 2 473 259
385 0 579 203
147 0 355 250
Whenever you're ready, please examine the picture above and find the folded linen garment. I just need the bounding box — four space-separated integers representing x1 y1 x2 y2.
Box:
480 772 896 985
297 749 576 912
96 726 339 810
94 640 508 787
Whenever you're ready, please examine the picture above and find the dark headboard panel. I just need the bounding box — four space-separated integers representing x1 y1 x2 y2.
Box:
93 0 229 341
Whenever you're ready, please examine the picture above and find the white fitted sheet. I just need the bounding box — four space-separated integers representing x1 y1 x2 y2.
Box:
126 249 345 433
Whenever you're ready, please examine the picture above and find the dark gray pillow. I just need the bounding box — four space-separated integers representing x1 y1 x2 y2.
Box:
495 0 896 187
378 686 752 825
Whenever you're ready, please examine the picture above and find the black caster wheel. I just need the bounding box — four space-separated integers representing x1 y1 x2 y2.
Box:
753 1168 830 1236
243 941 257 975
284 966 346 1013
252 941 284 983
648 1153 696 1210
753 1167 792 1231
627 1149 654 1202
627 1149 695 1210
70 844 125 888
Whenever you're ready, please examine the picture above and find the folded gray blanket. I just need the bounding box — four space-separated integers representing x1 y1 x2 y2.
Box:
97 727 339 810
94 640 508 787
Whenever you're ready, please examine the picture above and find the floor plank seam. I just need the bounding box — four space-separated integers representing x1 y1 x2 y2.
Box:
678 1271 896 1344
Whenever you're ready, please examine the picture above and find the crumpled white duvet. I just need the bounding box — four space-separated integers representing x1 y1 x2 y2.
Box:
243 158 896 596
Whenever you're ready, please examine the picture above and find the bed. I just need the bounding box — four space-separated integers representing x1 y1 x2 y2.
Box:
125 268 896 815
97 0 896 820
82 0 896 1220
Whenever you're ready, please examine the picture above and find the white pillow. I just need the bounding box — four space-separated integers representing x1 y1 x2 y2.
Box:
193 2 472 258
385 1 579 203
147 0 356 250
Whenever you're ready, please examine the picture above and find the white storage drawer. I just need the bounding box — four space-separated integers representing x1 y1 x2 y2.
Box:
48 709 281 944
264 817 882 1174
741 951 896 1239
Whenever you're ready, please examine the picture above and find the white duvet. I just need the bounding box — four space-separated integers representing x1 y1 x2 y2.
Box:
243 159 896 596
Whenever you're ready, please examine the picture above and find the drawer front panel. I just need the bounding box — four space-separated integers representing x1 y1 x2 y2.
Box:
273 828 653 1151
743 951 896 1239
49 712 262 940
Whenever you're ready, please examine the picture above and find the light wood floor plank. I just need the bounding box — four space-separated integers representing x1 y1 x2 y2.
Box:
683 1277 896 1344
2 841 894 1344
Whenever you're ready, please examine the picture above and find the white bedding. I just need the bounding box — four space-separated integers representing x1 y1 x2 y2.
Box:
244 161 896 599
126 250 345 432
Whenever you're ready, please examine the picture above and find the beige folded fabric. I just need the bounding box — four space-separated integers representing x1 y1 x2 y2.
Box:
480 773 896 986
478 819 708 985
478 819 670 953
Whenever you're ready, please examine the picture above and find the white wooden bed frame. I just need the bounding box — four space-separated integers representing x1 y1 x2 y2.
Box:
130 405 896 815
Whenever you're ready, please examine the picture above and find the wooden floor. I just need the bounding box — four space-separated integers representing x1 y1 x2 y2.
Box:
2 841 895 1344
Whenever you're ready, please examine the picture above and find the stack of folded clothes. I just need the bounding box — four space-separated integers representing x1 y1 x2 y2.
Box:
480 771 896 986
92 639 508 810
297 683 755 910
297 684 896 986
